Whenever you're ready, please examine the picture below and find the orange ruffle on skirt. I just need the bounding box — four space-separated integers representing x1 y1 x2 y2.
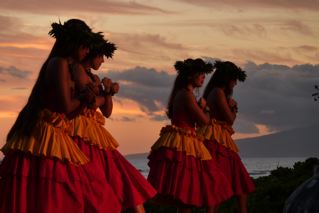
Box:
69 108 119 150
69 108 157 210
151 125 212 160
197 119 239 152
148 125 233 207
1 109 89 165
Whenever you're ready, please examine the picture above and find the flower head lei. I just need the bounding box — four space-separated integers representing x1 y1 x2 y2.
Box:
213 60 247 82
90 32 117 58
48 19 95 47
174 58 214 76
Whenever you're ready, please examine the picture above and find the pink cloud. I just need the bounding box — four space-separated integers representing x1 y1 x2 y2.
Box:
0 0 169 15
232 48 303 65
178 0 319 10
295 45 318 52
113 32 189 54
101 32 192 70
279 20 314 36
220 24 267 38
0 95 28 112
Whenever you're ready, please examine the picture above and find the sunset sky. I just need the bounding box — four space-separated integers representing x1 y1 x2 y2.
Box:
0 0 319 156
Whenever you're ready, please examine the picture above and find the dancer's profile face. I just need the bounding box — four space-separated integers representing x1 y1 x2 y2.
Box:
91 55 104 70
78 45 90 61
192 72 205 88
228 79 237 89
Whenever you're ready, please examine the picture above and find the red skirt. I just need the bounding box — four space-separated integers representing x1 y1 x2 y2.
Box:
147 147 233 207
0 145 122 213
204 140 255 196
74 137 157 210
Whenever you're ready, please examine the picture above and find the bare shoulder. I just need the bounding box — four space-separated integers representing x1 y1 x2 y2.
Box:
207 87 224 104
72 63 85 71
177 89 193 100
210 87 225 99
46 57 71 78
72 63 86 78
47 57 68 69
176 89 196 106
212 87 224 95
45 57 69 79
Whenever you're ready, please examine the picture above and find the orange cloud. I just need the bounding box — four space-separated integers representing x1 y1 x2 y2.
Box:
112 98 147 117
0 96 28 112
233 124 276 140
0 111 18 118
100 32 192 70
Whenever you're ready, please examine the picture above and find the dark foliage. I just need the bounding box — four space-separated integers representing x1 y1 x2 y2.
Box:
123 158 319 213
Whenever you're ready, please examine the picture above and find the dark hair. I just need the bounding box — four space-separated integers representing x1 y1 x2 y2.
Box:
84 32 116 60
167 58 213 119
48 19 94 57
7 19 95 141
203 60 246 99
174 58 213 76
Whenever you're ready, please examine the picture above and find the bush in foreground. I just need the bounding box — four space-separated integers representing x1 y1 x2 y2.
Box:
124 157 319 213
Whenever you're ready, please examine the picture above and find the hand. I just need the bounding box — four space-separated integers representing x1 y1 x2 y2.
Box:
228 98 238 113
198 97 206 109
102 77 112 94
111 82 120 95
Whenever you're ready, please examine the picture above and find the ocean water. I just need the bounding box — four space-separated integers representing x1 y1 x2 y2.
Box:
125 153 308 179
0 155 308 179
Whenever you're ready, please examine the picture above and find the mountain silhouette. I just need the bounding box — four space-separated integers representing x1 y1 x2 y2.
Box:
236 124 319 157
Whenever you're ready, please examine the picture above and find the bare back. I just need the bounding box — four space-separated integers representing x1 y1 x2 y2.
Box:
43 57 80 114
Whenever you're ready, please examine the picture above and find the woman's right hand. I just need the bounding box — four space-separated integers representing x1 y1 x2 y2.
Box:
102 77 112 93
198 97 206 109
111 82 120 95
228 98 238 113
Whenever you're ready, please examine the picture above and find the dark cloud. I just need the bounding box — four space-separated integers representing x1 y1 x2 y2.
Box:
0 0 168 15
101 66 175 120
101 61 319 133
149 114 168 121
106 66 173 87
0 66 32 79
231 61 319 132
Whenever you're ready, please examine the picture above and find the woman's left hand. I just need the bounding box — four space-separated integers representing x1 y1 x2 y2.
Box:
111 82 120 95
198 97 206 109
228 98 238 113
